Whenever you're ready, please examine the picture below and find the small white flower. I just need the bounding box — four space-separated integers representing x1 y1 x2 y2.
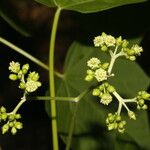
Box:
100 93 112 105
131 44 143 55
93 36 104 47
9 61 20 73
94 68 107 82
87 57 100 69
26 80 41 93
104 35 116 47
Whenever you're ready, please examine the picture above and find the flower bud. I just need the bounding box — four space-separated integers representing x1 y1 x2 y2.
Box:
107 85 115 93
0 106 6 113
128 111 136 120
9 74 18 81
2 124 9 134
22 64 29 74
129 56 136 61
19 82 26 90
11 127 17 135
1 113 7 121
108 123 115 131
122 40 128 48
15 122 23 129
142 104 148 110
87 69 94 75
101 45 108 51
116 36 122 46
101 63 109 70
85 75 93 82
92 89 100 96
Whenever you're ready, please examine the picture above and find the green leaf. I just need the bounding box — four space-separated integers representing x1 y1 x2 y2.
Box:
46 40 150 149
0 1 31 37
35 0 146 13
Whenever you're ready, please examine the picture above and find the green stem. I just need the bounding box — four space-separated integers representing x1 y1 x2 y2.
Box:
113 91 130 112
49 8 61 150
0 37 64 78
12 93 27 114
32 96 78 102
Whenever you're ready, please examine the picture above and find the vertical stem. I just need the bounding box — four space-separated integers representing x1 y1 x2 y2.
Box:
49 8 61 150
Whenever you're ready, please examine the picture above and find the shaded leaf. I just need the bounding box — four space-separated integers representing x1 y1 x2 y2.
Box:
45 40 150 149
35 0 146 13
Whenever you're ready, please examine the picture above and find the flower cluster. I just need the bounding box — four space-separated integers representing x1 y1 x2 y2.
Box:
85 33 150 133
123 44 143 61
0 61 42 135
93 32 116 51
106 113 126 134
92 82 115 105
136 91 150 110
85 57 109 82
9 61 41 93
0 106 22 135
93 33 143 61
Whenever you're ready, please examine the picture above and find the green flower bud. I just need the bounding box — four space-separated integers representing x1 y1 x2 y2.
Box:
138 99 145 106
87 69 94 75
11 127 17 135
2 124 9 134
122 40 128 48
129 56 136 61
1 113 7 121
9 122 14 127
15 122 23 129
101 45 108 51
116 36 122 46
85 75 93 82
107 85 115 93
22 64 29 74
101 63 109 70
116 115 121 122
99 85 104 91
104 82 109 87
19 82 26 90
108 115 115 123
27 72 39 81
142 104 148 110
0 106 6 113
9 114 15 121
118 128 125 134
15 114 21 119
141 92 150 100
92 89 100 96
118 122 124 129
9 74 18 81
108 123 115 131
126 49 135 56
128 111 136 120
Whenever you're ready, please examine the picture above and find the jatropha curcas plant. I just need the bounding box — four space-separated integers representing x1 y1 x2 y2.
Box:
0 61 41 135
85 32 150 133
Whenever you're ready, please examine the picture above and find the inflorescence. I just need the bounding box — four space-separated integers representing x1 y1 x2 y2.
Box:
0 61 41 135
85 32 150 133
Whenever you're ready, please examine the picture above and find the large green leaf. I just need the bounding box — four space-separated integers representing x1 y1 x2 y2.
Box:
46 41 150 149
35 0 146 13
